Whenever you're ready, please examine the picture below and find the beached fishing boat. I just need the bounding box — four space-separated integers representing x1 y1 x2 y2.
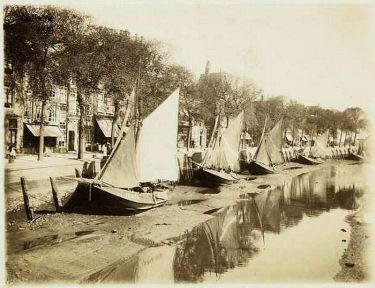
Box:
195 111 244 187
296 130 329 165
347 151 364 161
72 89 180 211
248 118 284 175
297 154 323 165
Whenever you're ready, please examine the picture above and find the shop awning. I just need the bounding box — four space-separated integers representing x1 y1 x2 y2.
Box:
25 124 63 137
96 119 120 138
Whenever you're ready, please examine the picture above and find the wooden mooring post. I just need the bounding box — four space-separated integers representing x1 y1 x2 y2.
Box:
50 177 62 212
20 177 33 221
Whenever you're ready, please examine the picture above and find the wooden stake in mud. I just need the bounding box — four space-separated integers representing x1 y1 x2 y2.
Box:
50 177 62 212
20 177 33 220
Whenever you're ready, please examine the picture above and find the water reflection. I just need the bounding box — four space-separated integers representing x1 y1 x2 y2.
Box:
91 164 365 283
174 199 263 282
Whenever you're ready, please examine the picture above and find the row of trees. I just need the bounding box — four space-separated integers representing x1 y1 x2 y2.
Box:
4 6 369 160
244 97 368 145
4 6 193 160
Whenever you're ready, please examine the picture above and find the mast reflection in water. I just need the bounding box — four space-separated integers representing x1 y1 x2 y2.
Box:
89 164 366 283
175 165 365 283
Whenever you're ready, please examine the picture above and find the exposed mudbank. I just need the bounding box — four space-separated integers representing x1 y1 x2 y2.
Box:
5 160 370 284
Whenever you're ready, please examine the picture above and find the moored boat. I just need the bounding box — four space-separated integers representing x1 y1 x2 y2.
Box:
347 152 364 161
297 154 323 165
71 89 180 212
248 118 284 175
196 111 244 187
296 129 329 165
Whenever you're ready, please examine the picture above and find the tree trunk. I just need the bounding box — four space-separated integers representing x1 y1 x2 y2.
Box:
291 125 295 146
38 100 47 161
77 90 85 160
283 129 287 147
187 116 192 151
349 131 354 146
111 117 116 148
344 130 348 147
353 129 357 145
339 129 343 147
66 80 70 152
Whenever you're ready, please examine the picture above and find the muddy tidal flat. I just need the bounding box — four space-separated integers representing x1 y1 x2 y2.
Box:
5 160 373 284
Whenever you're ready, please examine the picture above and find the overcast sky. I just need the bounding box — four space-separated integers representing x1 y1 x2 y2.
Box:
23 0 375 114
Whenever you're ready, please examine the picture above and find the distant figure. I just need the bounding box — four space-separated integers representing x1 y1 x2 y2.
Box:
106 142 112 155
10 146 16 159
102 143 108 157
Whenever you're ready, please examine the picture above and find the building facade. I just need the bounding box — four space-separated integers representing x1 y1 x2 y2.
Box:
4 66 205 155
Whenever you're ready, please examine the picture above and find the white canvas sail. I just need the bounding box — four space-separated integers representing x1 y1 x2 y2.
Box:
254 136 272 166
96 125 139 188
254 118 272 166
266 118 284 165
310 129 329 158
204 112 243 172
137 88 180 183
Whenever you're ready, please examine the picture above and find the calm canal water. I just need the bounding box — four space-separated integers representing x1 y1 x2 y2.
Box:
90 163 367 283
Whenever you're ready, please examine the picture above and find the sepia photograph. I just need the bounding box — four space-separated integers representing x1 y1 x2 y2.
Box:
1 0 375 286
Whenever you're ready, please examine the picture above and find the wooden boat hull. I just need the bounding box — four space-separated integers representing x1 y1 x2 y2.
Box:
247 161 275 175
65 183 168 213
347 153 364 161
297 155 323 165
95 186 168 211
196 167 238 188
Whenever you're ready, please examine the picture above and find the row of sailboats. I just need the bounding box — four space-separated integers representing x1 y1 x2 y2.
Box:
71 87 352 211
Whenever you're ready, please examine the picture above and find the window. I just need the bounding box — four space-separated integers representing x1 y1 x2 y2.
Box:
8 119 17 147
69 96 77 115
48 106 57 122
87 104 93 116
24 101 32 118
35 105 42 120
9 119 17 129
60 86 67 104
59 141 65 147
4 86 14 108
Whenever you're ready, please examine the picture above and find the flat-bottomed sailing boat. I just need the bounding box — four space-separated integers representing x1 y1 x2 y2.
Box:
196 112 244 187
72 89 180 211
248 118 284 175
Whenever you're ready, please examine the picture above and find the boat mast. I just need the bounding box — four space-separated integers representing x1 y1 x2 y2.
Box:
135 59 142 142
201 114 219 167
254 116 267 159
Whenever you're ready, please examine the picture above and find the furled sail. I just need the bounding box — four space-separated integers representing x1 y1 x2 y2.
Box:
254 136 272 166
253 118 272 167
97 125 139 188
137 88 180 183
204 112 244 172
266 118 284 165
310 129 329 158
